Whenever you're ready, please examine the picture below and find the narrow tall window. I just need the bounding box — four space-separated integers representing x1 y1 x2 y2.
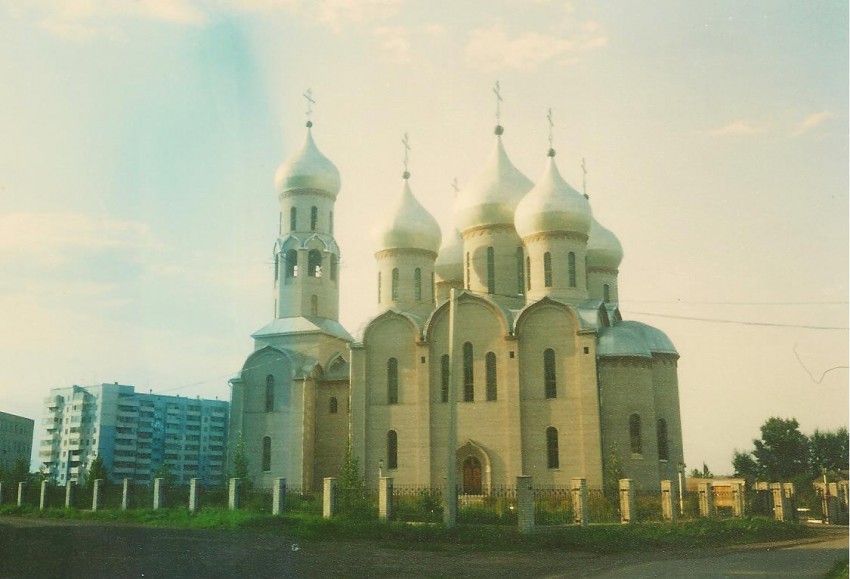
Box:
486 246 495 294
310 206 318 231
544 252 553 287
330 254 338 282
414 268 422 301
387 430 398 469
629 414 642 454
568 252 576 287
308 250 322 277
310 295 318 316
462 342 474 402
262 436 271 472
485 352 497 401
430 271 435 303
440 354 450 403
329 211 334 234
544 348 557 399
290 207 297 231
329 397 338 414
387 358 398 404
465 252 471 290
656 419 669 460
265 375 275 412
285 250 298 278
274 252 279 282
391 268 400 300
603 283 610 303
546 427 559 468
516 247 525 295
377 271 382 302
526 257 531 291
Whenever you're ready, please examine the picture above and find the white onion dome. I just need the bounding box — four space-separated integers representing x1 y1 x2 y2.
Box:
274 124 341 197
514 153 592 239
434 227 464 280
587 216 624 269
453 135 533 231
373 177 442 254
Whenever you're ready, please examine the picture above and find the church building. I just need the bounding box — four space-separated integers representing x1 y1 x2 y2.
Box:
228 103 684 493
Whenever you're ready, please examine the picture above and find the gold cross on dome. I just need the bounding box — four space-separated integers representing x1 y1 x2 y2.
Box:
402 132 411 178
493 81 503 124
547 108 554 150
303 89 316 121
581 157 588 197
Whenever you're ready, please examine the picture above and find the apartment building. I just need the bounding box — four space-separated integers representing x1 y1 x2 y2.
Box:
40 383 228 486
0 411 34 471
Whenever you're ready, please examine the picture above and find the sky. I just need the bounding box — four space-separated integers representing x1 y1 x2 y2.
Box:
0 0 847 475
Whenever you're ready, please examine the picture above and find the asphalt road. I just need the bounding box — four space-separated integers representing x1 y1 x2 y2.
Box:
0 517 846 578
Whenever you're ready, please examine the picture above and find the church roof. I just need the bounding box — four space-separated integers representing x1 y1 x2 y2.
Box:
251 317 354 342
274 126 341 197
587 216 623 269
597 320 678 358
453 135 533 231
434 227 463 281
372 177 442 254
515 154 592 239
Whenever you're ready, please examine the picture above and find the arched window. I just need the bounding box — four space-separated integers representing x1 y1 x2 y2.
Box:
462 342 474 402
290 207 297 232
544 349 557 399
430 271 435 303
387 430 398 469
274 252 279 281
330 254 338 282
414 268 422 301
629 414 642 454
544 252 553 287
329 211 334 234
310 295 318 316
486 246 495 294
329 397 338 414
308 250 322 277
440 354 449 403
265 375 274 412
285 250 298 278
262 436 271 472
465 252 471 290
526 256 531 291
391 268 399 301
377 271 381 302
310 206 318 231
603 283 610 303
485 352 497 401
568 252 576 287
387 357 398 404
546 427 559 468
516 247 525 295
657 419 669 460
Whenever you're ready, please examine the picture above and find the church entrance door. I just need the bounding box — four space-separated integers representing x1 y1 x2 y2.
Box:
462 456 482 495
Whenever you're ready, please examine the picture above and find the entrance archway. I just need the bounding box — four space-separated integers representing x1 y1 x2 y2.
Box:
462 456 482 495
455 440 491 495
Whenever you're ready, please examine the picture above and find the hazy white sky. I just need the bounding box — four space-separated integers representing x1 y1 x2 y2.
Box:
1 0 846 474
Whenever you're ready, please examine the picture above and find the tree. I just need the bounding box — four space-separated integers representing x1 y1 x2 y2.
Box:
153 462 175 488
808 427 849 477
230 432 252 490
604 442 625 497
689 462 713 478
337 441 370 518
752 417 809 481
732 450 760 482
86 456 109 489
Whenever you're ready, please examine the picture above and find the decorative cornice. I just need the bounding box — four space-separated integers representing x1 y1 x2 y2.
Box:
461 224 518 240
522 231 588 244
278 188 337 201
587 266 619 275
374 248 438 260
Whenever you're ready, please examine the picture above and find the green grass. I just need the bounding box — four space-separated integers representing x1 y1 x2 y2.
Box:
0 505 812 554
826 556 849 579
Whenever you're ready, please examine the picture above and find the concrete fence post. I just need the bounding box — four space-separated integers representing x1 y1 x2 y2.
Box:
189 478 200 513
730 481 745 517
228 478 241 510
121 478 131 510
517 475 535 534
782 483 797 521
769 483 787 521
697 482 714 517
0 482 4 505
661 480 677 522
379 477 394 521
65 481 76 508
17 482 26 507
323 477 337 519
39 480 49 511
442 478 458 528
153 477 165 510
272 478 287 516
92 479 103 512
571 478 588 527
619 479 635 524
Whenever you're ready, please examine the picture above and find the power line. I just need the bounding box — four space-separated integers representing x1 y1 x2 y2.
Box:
627 310 848 331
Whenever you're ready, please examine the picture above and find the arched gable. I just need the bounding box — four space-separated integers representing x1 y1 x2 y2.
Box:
362 309 422 347
240 345 297 378
422 290 512 342
324 353 350 380
514 297 582 338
